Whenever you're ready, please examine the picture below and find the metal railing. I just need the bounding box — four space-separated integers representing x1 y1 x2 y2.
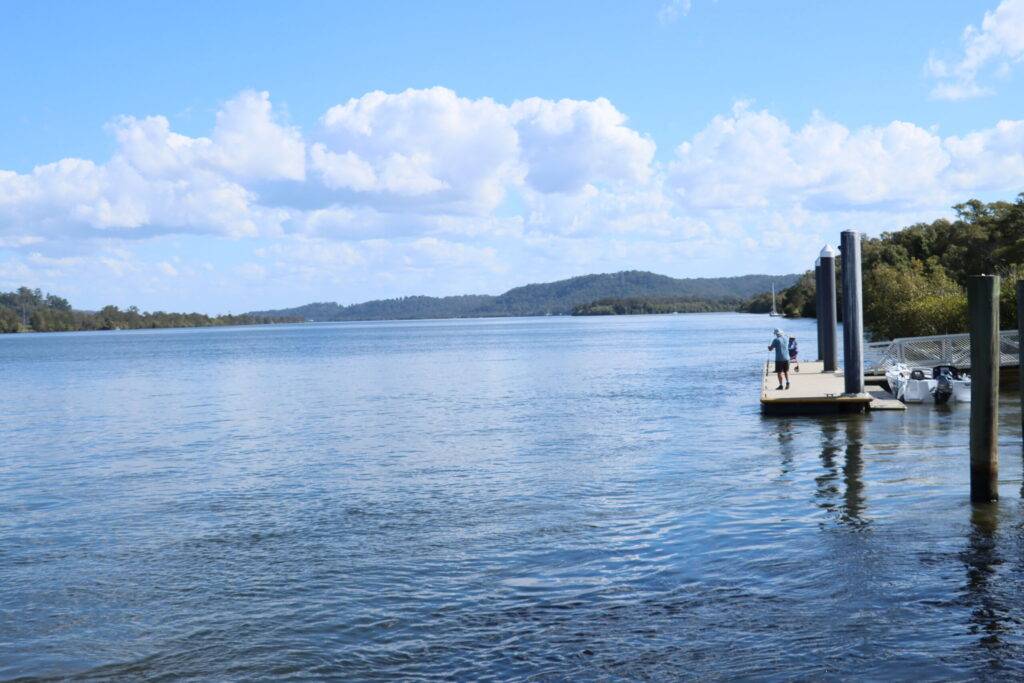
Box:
864 330 1020 372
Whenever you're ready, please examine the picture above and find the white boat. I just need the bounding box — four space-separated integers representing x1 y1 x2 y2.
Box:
952 377 971 403
885 363 910 401
769 283 781 317
903 376 937 403
887 365 971 404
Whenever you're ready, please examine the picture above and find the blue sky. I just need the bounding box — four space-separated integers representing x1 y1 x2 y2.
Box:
1 1 1023 312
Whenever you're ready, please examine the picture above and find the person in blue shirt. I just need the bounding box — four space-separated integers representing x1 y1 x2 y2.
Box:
768 328 790 390
788 335 799 373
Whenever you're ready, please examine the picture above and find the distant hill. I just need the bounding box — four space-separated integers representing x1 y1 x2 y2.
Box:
250 270 801 321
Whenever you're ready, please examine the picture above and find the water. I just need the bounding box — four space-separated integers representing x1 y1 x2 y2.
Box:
2 313 1024 680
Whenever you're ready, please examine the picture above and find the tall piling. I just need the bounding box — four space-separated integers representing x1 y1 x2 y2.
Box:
820 245 838 372
1018 280 1024 436
840 230 864 394
815 258 824 362
969 275 1000 503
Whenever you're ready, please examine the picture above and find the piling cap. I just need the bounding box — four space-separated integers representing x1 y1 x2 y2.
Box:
820 244 836 258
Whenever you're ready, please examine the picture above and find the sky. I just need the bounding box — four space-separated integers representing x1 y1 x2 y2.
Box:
1 0 1023 313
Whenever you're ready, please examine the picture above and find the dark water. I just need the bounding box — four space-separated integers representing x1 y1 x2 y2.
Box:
3 314 1024 680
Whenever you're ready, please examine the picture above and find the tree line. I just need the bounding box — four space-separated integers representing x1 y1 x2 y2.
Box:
742 194 1024 340
252 271 801 321
572 296 742 316
0 287 300 333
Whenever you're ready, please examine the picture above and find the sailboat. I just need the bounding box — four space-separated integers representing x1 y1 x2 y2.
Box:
769 283 781 317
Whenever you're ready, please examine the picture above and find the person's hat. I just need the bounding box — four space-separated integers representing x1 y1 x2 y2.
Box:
773 328 782 336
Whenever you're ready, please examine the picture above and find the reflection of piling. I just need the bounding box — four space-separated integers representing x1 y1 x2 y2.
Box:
820 246 838 372
965 504 1002 649
842 418 866 526
969 275 1000 503
815 258 824 362
840 231 864 394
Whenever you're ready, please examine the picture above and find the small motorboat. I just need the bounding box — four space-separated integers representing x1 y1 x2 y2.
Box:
902 368 937 403
934 367 954 405
953 377 972 402
885 363 910 401
887 364 971 405
931 365 970 403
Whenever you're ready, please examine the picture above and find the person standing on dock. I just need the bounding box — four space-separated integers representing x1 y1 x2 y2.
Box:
769 329 790 390
788 335 799 373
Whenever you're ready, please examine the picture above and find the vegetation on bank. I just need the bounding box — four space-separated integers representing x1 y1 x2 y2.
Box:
0 287 300 333
742 194 1024 340
572 296 741 315
251 271 801 321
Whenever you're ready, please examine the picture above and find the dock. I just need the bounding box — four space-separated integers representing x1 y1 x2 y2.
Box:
760 361 905 414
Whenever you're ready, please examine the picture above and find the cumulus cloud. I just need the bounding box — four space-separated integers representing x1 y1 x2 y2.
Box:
668 102 1024 211
0 86 657 252
313 88 516 209
512 97 655 193
0 90 300 240
928 0 1024 100
3 86 1024 311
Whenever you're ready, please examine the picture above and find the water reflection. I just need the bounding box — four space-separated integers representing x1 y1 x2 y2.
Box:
962 504 1006 658
814 418 868 529
814 420 840 516
774 418 796 478
841 418 867 529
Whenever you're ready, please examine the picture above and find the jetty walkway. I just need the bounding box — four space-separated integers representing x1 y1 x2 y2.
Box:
761 361 904 414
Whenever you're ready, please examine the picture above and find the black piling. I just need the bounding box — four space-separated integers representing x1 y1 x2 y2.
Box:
819 245 838 372
840 230 864 394
815 259 824 362
969 275 999 503
1018 280 1024 437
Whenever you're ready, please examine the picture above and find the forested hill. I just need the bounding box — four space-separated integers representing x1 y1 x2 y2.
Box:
251 271 801 321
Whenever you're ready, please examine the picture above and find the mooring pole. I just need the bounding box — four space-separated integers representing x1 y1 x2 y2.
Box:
969 275 1000 503
1017 280 1024 438
840 230 864 394
820 245 838 372
815 258 824 362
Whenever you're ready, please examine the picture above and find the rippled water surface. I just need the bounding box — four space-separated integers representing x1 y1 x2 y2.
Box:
4 314 1024 680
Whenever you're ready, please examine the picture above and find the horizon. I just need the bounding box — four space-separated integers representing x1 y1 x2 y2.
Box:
4 268 802 314
2 1 1023 313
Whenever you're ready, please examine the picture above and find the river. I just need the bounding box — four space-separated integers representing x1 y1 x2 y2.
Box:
2 313 1024 679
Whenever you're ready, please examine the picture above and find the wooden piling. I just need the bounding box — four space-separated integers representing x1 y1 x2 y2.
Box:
815 259 824 362
840 231 865 394
820 246 838 372
1018 280 1024 436
969 275 999 503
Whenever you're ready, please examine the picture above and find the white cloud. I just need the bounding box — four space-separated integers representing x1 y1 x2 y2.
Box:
668 102 1024 211
209 90 305 181
309 145 378 191
928 0 1024 100
0 90 300 239
512 97 655 193
314 87 517 210
3 86 1024 312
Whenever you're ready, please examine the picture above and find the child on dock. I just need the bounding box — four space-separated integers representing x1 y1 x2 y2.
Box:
788 335 799 373
768 329 790 390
